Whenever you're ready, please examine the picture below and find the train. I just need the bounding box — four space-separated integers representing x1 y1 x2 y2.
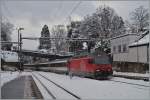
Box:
29 50 113 79
67 52 113 79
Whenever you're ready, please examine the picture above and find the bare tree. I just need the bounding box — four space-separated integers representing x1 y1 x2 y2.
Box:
79 6 125 39
51 25 67 53
124 20 137 33
130 6 149 32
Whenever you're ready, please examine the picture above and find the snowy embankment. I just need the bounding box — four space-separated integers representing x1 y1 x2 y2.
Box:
113 71 149 80
111 77 149 86
34 71 149 99
113 71 149 78
0 71 20 86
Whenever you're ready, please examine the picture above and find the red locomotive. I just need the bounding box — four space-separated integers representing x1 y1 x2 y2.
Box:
67 51 113 78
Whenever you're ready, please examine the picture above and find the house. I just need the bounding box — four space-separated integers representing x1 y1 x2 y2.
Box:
110 30 149 73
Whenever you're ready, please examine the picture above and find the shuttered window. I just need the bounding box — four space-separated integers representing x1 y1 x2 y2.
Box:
118 45 121 53
113 46 116 53
123 44 127 52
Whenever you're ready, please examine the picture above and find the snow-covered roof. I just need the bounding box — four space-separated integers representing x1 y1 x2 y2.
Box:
129 31 149 47
39 49 48 53
1 51 18 62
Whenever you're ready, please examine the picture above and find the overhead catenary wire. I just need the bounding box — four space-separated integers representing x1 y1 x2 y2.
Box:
49 1 63 25
21 37 108 42
53 1 63 22
62 0 82 26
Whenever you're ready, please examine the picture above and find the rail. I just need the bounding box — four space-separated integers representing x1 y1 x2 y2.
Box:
37 72 81 99
32 73 56 99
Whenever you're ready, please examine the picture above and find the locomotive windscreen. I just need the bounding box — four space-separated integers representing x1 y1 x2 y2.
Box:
93 55 111 64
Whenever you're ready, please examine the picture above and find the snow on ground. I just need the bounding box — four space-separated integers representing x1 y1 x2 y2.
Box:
1 71 149 99
36 71 149 99
113 71 149 78
33 73 77 99
0 71 20 86
32 73 54 99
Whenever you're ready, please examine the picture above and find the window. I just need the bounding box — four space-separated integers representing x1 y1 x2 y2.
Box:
123 44 127 52
113 46 116 53
147 46 149 63
118 45 121 53
93 55 111 64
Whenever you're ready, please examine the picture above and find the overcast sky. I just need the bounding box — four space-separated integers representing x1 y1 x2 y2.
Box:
1 0 149 50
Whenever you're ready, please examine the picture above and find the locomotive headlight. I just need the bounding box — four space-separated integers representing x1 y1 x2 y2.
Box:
96 69 100 71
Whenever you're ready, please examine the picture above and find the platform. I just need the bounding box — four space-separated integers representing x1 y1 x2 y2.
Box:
1 75 42 99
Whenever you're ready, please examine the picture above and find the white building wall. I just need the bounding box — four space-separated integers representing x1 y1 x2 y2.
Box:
113 53 129 62
129 46 148 63
138 46 148 63
128 47 137 62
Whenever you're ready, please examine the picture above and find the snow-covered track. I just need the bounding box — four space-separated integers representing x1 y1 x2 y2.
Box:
32 73 56 99
37 72 81 100
110 79 149 87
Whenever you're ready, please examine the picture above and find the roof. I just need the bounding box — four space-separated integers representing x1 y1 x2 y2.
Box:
110 33 138 40
129 31 149 47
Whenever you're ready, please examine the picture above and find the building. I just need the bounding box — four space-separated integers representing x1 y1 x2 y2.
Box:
1 51 18 71
110 30 149 73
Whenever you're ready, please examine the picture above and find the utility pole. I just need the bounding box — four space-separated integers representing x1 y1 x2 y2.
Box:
20 33 22 70
67 28 71 52
17 29 20 70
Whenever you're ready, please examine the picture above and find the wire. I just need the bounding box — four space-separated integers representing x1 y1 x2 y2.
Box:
54 1 63 21
62 0 82 25
49 1 62 24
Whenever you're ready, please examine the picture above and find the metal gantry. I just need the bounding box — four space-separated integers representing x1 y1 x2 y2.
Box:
1 35 107 71
21 37 104 41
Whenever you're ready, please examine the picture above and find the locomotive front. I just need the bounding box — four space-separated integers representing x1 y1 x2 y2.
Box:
67 50 113 79
91 55 113 78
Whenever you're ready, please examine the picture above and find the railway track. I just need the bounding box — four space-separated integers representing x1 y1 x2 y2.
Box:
34 70 149 88
32 72 81 99
110 79 149 88
32 73 56 99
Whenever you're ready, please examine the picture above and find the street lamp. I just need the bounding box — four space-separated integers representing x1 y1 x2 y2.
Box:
17 27 24 71
17 27 24 50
